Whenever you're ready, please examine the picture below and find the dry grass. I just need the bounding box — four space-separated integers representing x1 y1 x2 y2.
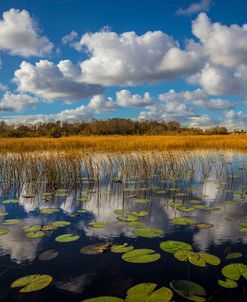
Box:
0 135 246 153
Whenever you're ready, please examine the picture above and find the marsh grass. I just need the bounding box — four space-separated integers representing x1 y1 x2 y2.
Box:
0 135 247 153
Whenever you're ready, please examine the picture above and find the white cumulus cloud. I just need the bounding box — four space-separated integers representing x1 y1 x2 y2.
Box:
0 9 53 57
176 0 212 16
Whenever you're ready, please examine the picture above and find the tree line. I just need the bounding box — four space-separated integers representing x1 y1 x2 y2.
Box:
0 119 229 138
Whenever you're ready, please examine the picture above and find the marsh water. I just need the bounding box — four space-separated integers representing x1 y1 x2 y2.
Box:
0 151 247 301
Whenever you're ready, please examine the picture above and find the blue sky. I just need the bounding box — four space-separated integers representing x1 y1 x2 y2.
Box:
0 0 247 128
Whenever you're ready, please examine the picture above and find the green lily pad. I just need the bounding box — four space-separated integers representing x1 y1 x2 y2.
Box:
2 199 18 204
83 297 124 302
80 243 112 255
89 222 109 228
52 221 71 227
218 279 238 288
128 221 146 228
133 199 149 204
170 280 206 302
226 252 243 260
133 228 164 238
39 249 59 261
177 206 195 212
0 227 10 236
240 227 247 233
171 217 196 225
174 250 220 267
126 282 173 302
117 215 138 222
111 243 134 253
195 223 214 229
0 211 8 216
222 263 247 281
23 225 41 232
3 219 21 225
122 249 161 263
240 221 247 227
55 234 80 243
26 231 45 239
114 209 126 215
42 225 57 231
11 274 52 293
22 195 35 199
160 240 192 254
77 209 89 213
40 208 59 214
129 211 148 217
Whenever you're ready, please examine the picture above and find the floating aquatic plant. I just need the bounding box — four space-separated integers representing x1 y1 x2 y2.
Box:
11 274 52 293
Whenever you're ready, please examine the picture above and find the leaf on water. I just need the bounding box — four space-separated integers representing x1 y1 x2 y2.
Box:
133 228 164 238
117 215 138 222
111 243 134 253
122 249 161 263
129 211 148 217
3 219 21 225
0 227 10 236
171 217 196 225
174 250 220 267
226 252 243 260
177 206 195 212
114 209 126 215
170 279 206 302
126 282 173 302
80 243 112 255
89 222 109 228
11 274 52 293
77 210 89 213
222 263 247 281
0 211 8 216
218 279 238 289
83 297 124 302
160 240 192 254
133 199 149 204
42 225 57 231
55 234 80 243
2 199 18 204
195 223 214 229
26 231 45 239
39 250 59 261
240 221 247 227
23 225 41 232
128 221 146 228
52 221 71 227
40 208 59 214
22 195 35 199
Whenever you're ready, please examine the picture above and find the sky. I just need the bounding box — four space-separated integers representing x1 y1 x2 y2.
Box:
1 0 247 128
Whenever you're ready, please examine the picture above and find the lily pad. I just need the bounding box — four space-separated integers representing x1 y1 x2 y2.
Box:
26 231 45 239
111 243 134 253
23 225 41 232
222 263 247 281
133 228 164 238
195 223 214 229
42 225 57 231
133 199 149 204
128 221 146 228
0 211 8 216
11 274 52 293
83 297 124 302
80 243 112 255
122 249 161 263
39 250 59 261
89 222 109 228
226 252 243 260
129 211 148 217
126 282 173 302
2 199 18 204
218 279 238 288
55 234 80 243
52 221 71 227
117 215 138 222
40 208 59 214
174 250 220 267
160 240 192 254
171 217 196 225
3 219 21 225
0 227 10 236
170 280 206 302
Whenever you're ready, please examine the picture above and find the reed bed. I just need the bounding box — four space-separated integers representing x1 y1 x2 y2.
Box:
0 135 247 153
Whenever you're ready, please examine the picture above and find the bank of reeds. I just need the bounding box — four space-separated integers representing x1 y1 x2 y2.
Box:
0 135 246 153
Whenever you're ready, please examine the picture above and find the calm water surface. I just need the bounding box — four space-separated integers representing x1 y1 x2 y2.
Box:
0 151 247 301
